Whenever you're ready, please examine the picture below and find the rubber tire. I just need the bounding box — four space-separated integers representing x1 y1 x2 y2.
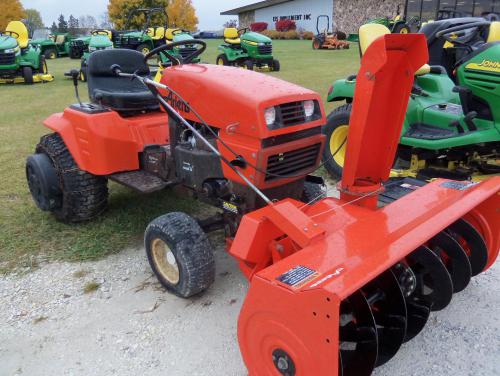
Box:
44 48 57 59
22 66 34 85
35 133 108 223
312 38 322 50
137 43 151 55
216 54 230 66
271 59 280 72
38 56 48 74
301 181 326 204
243 59 254 70
80 62 88 82
145 212 216 298
322 104 351 180
394 24 411 34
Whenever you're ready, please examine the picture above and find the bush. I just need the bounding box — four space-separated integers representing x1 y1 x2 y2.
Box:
301 31 314 40
250 22 268 32
275 19 296 32
261 30 300 40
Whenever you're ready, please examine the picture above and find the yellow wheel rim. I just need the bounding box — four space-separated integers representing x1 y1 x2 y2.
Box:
80 71 84 81
400 28 409 34
217 58 224 65
329 125 349 167
50 52 56 59
151 238 180 285
142 47 150 55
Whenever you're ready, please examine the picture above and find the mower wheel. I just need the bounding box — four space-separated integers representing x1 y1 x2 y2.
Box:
39 56 48 74
22 66 34 85
137 44 151 55
216 54 230 66
243 60 254 70
44 48 57 59
301 181 326 204
145 212 215 298
31 133 108 223
394 24 411 34
312 38 322 50
271 59 280 72
322 104 351 180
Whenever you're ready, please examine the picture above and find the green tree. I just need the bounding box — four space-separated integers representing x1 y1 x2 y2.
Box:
68 15 79 35
24 9 44 37
50 21 58 33
108 0 168 30
57 14 68 32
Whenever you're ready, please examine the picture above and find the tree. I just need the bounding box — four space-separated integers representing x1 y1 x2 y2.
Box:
57 14 68 32
168 0 198 31
224 19 238 28
0 0 25 30
50 22 58 33
24 9 44 36
108 0 168 30
78 15 97 30
68 15 79 34
99 12 113 29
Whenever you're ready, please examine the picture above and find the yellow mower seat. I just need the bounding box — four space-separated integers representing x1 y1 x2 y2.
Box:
487 21 500 43
165 28 181 41
5 21 29 48
224 28 240 44
148 27 166 40
359 23 431 76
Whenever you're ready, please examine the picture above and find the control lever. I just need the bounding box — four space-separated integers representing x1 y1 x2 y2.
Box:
64 69 83 106
449 120 465 133
463 111 478 131
452 85 472 114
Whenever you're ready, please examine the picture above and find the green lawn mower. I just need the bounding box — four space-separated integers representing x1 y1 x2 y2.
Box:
216 27 280 71
29 29 75 59
156 28 203 68
322 20 500 181
0 21 53 84
78 30 114 82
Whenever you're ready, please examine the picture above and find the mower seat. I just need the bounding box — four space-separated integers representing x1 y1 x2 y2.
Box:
165 28 181 41
6 21 29 48
148 27 166 40
487 21 500 42
359 23 431 76
87 49 159 112
224 28 241 45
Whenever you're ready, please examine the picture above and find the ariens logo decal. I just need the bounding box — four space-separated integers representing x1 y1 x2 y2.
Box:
163 91 191 113
465 59 500 73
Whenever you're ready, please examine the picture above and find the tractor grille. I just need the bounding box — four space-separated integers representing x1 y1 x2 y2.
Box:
179 47 197 59
265 143 321 181
279 101 307 127
258 44 272 55
0 52 15 65
114 36 141 48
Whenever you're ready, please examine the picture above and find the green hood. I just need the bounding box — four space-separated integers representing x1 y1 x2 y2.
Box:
241 31 272 44
122 31 145 38
89 35 113 49
173 33 194 42
0 35 18 50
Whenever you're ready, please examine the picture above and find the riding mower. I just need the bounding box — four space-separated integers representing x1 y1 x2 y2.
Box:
322 21 500 181
26 30 500 375
29 29 74 59
0 21 53 84
156 28 203 68
216 27 280 71
312 15 350 50
78 30 113 82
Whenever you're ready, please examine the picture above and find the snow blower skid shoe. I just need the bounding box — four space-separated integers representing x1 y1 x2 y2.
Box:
234 34 500 375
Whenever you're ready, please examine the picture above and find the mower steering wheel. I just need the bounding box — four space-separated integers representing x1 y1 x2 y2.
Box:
92 29 110 36
238 27 249 35
436 21 490 48
3 31 20 38
144 39 206 66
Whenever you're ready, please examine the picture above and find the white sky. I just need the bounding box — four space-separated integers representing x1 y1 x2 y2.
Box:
20 0 255 30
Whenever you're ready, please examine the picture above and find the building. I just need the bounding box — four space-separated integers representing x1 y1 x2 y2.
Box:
222 0 500 34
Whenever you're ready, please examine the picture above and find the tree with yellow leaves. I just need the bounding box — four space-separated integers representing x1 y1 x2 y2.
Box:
108 0 198 31
0 0 26 31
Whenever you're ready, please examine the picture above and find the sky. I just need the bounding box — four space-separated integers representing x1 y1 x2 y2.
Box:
21 0 254 30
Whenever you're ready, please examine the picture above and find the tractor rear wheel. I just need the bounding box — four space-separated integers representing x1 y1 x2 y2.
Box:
44 48 57 59
38 56 48 74
22 66 34 85
301 181 326 204
27 133 108 223
137 43 151 55
145 212 215 298
322 104 351 180
216 54 230 66
394 24 411 34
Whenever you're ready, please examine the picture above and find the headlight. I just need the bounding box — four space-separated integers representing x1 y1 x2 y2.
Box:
258 42 265 46
4 47 19 54
264 107 276 126
89 46 96 52
304 100 315 118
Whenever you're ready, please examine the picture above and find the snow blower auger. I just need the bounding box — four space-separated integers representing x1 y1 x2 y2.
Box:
234 34 500 375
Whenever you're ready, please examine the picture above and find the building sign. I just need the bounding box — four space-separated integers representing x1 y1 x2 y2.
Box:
272 14 312 22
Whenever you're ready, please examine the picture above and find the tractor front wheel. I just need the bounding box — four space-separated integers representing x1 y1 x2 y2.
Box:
301 181 326 204
394 24 411 34
271 59 280 72
137 44 151 55
22 66 34 85
322 104 351 180
27 133 108 223
216 54 230 66
312 38 322 50
145 212 216 298
44 48 57 59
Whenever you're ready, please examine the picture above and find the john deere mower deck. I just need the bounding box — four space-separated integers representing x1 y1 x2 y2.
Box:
26 31 499 375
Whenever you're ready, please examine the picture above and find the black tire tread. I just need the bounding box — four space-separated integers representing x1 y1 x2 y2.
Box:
301 181 326 204
36 133 108 223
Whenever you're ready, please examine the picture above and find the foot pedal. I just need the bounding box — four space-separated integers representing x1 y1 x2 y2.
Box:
404 123 457 140
378 178 427 206
109 170 170 193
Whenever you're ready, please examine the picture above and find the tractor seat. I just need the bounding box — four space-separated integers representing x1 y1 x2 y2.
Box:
165 28 181 41
148 27 166 40
224 28 241 45
487 21 500 42
5 21 29 48
87 49 159 112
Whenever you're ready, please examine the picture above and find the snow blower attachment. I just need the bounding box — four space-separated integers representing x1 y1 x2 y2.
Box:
234 34 500 375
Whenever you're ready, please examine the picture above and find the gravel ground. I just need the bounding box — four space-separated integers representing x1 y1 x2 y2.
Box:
1 242 499 376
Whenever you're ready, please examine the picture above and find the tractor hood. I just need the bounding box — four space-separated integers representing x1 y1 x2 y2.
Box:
30 38 50 45
89 35 113 48
0 35 18 51
173 33 194 42
121 31 145 38
241 31 272 44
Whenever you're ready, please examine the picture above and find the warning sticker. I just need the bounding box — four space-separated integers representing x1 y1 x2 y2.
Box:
276 266 320 289
440 181 477 191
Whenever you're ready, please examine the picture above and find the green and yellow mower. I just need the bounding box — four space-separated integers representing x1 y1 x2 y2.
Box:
29 29 75 59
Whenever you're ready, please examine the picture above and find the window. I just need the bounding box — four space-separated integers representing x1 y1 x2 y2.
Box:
493 0 500 12
421 0 440 21
407 0 423 18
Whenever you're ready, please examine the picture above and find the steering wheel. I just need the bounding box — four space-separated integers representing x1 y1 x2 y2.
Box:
144 39 206 66
92 29 110 36
3 31 20 38
436 21 490 48
238 27 249 35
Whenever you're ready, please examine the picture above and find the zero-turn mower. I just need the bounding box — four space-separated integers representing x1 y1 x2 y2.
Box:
26 32 499 375
0 21 53 84
312 15 350 50
323 21 500 181
217 27 280 71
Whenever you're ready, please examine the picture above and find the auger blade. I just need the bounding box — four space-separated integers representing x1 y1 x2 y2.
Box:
339 291 378 376
428 231 472 293
446 218 488 276
362 270 407 366
406 246 454 312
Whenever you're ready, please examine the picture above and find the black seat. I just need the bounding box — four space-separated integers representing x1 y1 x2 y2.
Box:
87 49 159 112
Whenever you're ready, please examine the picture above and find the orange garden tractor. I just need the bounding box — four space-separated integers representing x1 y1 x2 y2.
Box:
26 34 499 375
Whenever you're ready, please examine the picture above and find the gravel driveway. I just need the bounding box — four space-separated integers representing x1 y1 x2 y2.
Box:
1 243 499 376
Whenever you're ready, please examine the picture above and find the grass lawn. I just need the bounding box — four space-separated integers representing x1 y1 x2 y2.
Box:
0 39 359 271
